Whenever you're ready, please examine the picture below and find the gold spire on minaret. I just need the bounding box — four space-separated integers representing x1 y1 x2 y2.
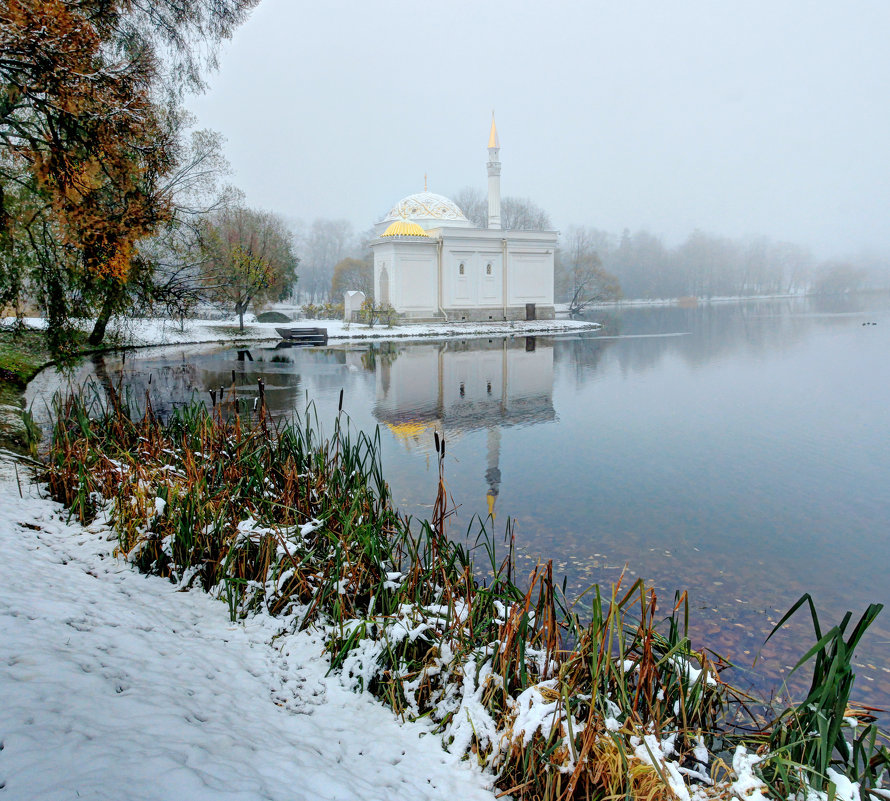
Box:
488 112 500 149
424 173 427 192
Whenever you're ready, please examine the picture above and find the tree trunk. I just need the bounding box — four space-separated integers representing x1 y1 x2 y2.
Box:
44 265 69 355
88 285 120 346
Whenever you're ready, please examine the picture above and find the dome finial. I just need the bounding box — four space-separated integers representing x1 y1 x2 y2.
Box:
488 111 499 149
424 172 427 192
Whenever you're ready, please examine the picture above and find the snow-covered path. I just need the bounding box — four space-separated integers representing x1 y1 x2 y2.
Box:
0 456 496 801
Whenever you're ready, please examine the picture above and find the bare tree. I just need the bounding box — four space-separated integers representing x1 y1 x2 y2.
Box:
812 261 868 295
557 226 622 314
773 241 813 294
452 187 486 227
291 218 355 302
129 129 239 324
452 187 552 231
501 197 552 231
118 0 260 96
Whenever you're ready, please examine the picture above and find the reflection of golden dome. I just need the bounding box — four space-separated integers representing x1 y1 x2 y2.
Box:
385 421 436 440
381 220 431 238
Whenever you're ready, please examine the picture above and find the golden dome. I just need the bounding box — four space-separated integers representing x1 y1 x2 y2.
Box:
381 219 431 238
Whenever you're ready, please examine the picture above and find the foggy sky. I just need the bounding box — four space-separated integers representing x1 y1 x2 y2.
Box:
186 0 890 256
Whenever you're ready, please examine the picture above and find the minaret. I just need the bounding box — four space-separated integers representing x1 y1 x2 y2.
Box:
487 112 501 230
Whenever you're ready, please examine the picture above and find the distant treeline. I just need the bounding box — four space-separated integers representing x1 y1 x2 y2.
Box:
285 205 890 308
560 226 890 301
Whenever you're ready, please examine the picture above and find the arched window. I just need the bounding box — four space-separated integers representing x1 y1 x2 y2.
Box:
458 262 465 276
486 262 492 276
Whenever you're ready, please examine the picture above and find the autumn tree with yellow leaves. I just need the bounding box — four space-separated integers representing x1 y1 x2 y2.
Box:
0 0 257 352
200 205 298 332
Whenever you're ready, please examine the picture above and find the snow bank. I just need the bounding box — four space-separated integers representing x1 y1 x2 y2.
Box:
0 455 495 801
5 314 600 348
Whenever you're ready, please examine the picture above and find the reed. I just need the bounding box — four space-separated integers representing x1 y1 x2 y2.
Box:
43 384 888 801
755 595 890 797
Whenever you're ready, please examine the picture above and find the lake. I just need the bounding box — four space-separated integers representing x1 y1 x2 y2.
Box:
45 294 890 713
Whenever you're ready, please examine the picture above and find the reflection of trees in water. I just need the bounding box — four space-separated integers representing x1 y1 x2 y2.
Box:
89 353 114 393
362 343 402 399
809 292 867 314
292 349 363 397
83 345 399 425
361 342 401 372
199 349 304 414
87 353 202 420
557 297 869 382
554 336 615 383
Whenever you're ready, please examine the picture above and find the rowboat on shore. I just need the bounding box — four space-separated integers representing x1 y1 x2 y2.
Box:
274 327 328 345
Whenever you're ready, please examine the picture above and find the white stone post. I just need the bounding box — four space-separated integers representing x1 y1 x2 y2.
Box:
344 290 365 322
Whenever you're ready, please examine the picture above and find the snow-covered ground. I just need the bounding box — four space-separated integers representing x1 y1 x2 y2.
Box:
4 315 600 348
124 316 599 346
0 453 496 801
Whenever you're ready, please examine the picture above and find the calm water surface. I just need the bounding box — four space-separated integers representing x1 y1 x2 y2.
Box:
58 295 890 711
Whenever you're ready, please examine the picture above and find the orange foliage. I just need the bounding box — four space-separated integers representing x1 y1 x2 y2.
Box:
1 0 174 280
95 241 133 282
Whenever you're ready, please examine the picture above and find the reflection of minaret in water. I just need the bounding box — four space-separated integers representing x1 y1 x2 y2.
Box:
486 426 502 519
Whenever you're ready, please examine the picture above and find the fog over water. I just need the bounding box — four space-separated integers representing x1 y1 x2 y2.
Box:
187 1 890 257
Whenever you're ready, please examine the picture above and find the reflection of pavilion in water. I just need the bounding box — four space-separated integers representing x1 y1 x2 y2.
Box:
372 337 554 516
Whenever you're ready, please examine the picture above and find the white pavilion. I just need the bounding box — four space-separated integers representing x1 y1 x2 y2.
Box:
370 116 557 322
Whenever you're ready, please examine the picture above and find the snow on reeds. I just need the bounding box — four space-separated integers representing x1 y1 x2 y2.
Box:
43 385 889 801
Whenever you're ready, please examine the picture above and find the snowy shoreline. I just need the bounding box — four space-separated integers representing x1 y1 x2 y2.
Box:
5 315 602 352
0 428 740 801
0 417 880 800
4 315 601 427
0 453 497 801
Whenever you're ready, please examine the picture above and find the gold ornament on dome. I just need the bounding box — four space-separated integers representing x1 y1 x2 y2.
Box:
383 192 469 223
